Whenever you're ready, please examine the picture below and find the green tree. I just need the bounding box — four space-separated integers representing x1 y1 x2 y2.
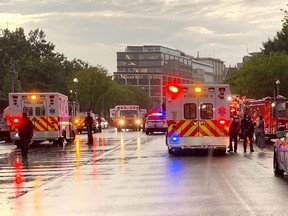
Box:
225 53 288 98
225 7 288 98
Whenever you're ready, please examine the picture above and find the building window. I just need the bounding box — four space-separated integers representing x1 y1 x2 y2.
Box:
150 86 161 96
139 75 149 85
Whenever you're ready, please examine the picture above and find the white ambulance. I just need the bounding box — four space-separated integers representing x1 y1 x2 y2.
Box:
165 84 231 155
8 92 76 147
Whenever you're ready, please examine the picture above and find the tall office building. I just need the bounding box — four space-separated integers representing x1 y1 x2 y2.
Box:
114 45 217 106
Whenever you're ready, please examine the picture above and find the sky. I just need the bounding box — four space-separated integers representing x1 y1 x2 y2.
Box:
0 0 287 73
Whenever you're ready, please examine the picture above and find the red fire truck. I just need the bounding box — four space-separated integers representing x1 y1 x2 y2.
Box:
244 95 288 139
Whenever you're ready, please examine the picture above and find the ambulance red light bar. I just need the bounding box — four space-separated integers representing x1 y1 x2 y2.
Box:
168 85 179 93
167 85 183 99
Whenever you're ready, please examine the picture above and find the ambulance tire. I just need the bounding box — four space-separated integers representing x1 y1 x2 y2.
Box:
58 138 64 147
168 148 174 155
53 138 64 147
65 130 76 143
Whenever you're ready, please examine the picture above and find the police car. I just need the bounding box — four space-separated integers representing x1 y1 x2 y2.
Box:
144 113 167 135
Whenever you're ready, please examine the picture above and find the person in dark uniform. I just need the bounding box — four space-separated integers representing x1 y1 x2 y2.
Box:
247 116 256 152
228 115 240 153
85 112 94 144
97 114 102 132
18 112 34 164
241 114 255 153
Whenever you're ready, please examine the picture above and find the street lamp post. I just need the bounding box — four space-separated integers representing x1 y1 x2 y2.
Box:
276 79 280 96
73 78 79 115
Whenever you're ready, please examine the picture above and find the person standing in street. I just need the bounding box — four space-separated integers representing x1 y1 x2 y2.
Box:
241 114 251 153
228 115 240 153
18 112 34 164
85 112 94 144
247 116 256 152
256 115 266 152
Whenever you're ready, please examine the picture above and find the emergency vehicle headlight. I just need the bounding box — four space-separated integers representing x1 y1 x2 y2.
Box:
75 119 79 123
136 119 141 124
119 119 125 125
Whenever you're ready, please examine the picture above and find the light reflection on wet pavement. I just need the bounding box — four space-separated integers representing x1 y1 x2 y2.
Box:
0 129 147 205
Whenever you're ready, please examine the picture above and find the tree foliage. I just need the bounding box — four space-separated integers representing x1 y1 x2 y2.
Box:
73 67 153 116
0 28 155 115
225 53 288 98
225 7 288 98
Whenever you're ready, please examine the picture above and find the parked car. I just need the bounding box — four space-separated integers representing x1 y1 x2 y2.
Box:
144 113 167 135
101 118 108 129
96 115 108 130
273 131 288 175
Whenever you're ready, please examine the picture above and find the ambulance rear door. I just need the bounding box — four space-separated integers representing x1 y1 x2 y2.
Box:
21 95 48 134
181 86 216 139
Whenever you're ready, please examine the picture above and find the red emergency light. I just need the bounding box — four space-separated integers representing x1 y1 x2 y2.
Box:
167 85 182 99
10 116 22 126
168 85 179 93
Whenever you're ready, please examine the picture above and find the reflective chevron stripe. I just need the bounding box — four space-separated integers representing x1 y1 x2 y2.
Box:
168 120 229 137
31 116 59 131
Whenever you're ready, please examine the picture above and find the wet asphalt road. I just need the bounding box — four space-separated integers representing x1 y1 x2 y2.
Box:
1 128 288 216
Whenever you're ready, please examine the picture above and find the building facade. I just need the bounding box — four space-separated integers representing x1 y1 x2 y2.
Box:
114 45 221 107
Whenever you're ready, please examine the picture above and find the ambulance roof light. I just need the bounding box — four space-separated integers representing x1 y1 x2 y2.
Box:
168 85 179 93
195 87 202 93
31 95 37 100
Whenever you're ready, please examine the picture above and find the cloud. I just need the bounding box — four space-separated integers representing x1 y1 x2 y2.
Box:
0 0 287 72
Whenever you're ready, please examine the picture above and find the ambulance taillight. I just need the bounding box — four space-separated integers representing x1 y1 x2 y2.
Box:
219 120 226 125
11 116 21 126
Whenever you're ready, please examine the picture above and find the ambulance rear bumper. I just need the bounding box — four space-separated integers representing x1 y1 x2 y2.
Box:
10 131 61 142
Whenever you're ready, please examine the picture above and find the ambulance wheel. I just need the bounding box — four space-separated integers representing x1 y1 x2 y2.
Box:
65 130 76 143
274 148 284 175
168 148 174 155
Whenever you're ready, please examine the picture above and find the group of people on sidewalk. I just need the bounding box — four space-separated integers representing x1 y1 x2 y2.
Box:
228 113 266 153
